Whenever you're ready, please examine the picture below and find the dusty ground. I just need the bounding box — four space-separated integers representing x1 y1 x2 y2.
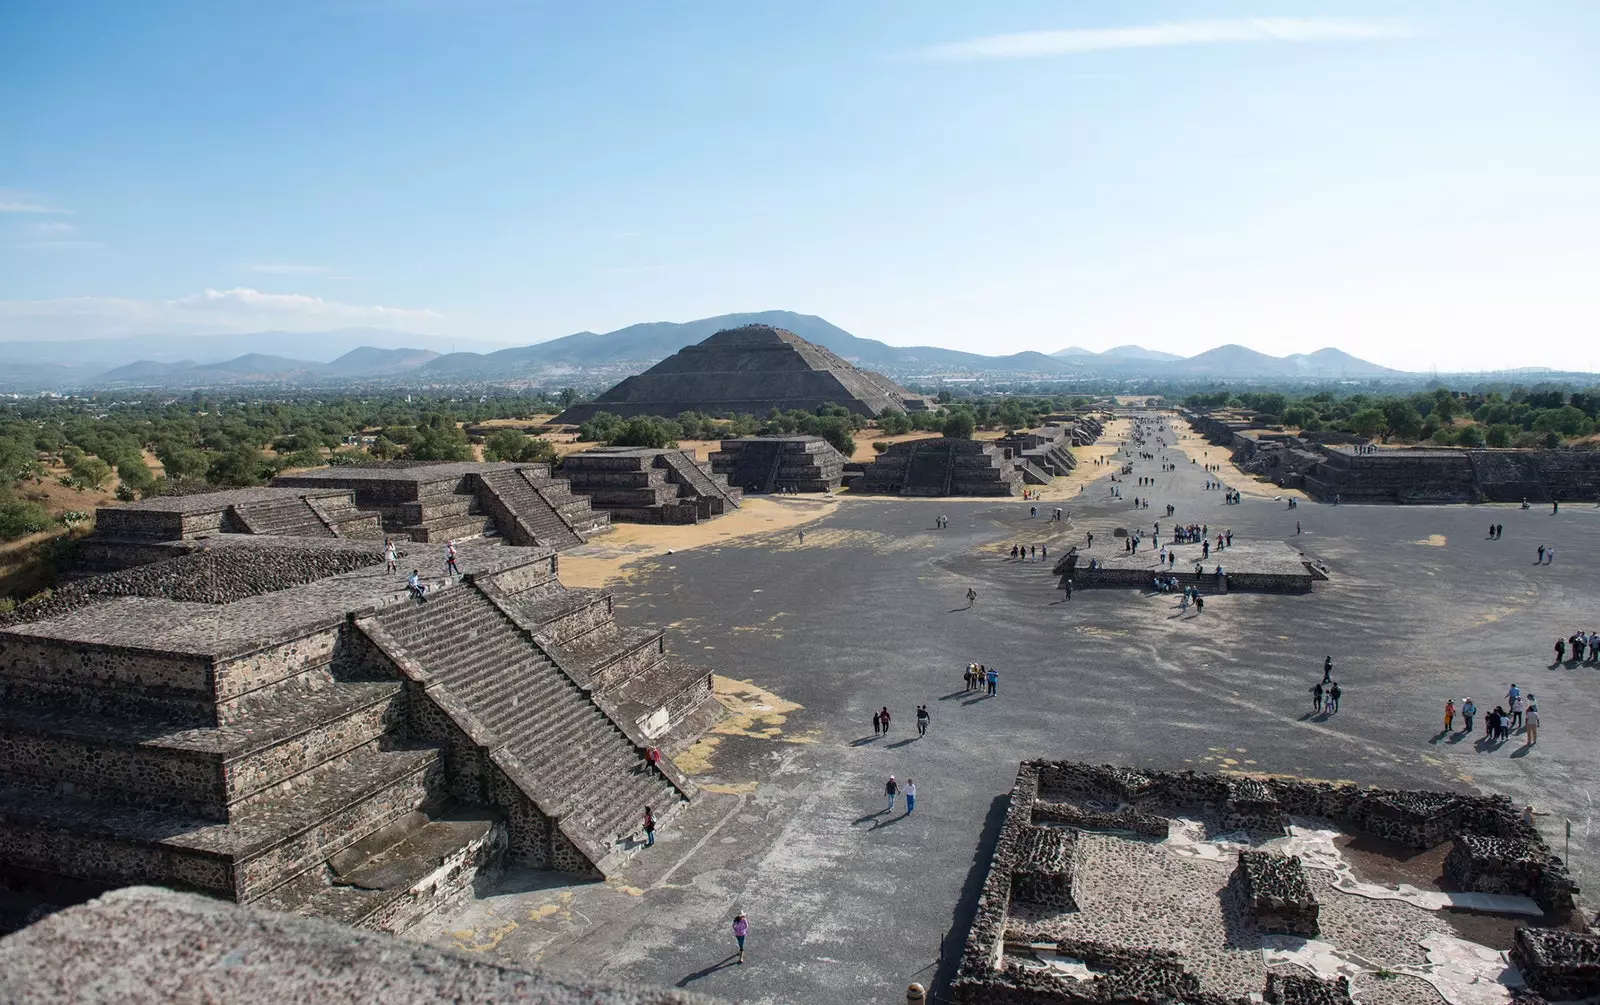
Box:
422 411 1599 1005
558 495 840 588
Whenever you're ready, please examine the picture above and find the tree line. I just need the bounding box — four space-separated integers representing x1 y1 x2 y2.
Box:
1185 387 1600 448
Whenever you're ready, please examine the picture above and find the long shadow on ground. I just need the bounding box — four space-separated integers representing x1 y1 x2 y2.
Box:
932 793 1009 1000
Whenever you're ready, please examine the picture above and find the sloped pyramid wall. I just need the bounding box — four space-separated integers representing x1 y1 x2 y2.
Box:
556 324 923 422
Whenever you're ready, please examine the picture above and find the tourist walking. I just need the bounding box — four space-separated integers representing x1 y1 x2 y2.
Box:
445 540 460 577
1322 656 1333 684
732 913 748 964
872 709 882 736
879 707 891 734
1462 697 1476 733
1444 699 1455 732
1554 638 1566 664
885 775 899 812
916 704 930 737
1311 681 1324 712
384 538 397 573
1524 706 1540 746
966 587 977 607
905 779 917 814
986 667 998 696
1537 544 1546 563
643 806 656 847
1327 681 1341 714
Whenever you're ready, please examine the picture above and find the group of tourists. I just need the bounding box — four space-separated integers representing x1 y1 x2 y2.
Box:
1535 544 1556 565
1448 685 1539 746
1555 632 1600 664
1009 543 1048 562
1310 656 1342 714
1222 489 1242 504
964 663 999 695
384 537 463 603
1167 523 1208 544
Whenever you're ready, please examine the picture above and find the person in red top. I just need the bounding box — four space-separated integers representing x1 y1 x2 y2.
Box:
643 806 655 847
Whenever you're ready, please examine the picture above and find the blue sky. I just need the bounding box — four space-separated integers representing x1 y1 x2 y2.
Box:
2 0 1597 370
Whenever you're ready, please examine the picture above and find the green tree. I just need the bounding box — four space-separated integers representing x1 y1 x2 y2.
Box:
116 458 155 494
155 444 209 482
1381 401 1424 441
1347 408 1387 439
207 445 271 487
877 410 912 436
484 428 557 465
69 456 112 490
408 415 472 461
1485 424 1515 448
1454 424 1485 447
611 416 678 449
942 409 976 439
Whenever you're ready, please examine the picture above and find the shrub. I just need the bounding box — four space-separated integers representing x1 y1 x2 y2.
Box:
873 441 890 453
0 498 52 540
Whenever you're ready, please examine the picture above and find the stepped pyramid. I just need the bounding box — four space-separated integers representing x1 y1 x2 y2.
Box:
0 531 716 934
555 324 929 423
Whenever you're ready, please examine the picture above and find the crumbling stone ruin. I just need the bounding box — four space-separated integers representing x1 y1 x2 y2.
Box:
1513 927 1600 1001
708 435 844 493
554 323 930 423
560 448 743 523
952 760 1580 1005
995 418 1105 484
1235 851 1318 936
1185 409 1600 503
0 480 720 934
860 438 1025 496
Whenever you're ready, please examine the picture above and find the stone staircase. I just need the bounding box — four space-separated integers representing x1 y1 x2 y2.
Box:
230 496 336 537
657 449 742 514
367 582 686 866
473 470 582 549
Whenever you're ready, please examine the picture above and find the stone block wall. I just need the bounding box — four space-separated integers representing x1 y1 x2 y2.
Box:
1236 850 1319 935
1513 929 1600 1001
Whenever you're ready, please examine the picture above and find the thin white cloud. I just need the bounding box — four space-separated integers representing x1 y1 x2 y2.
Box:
32 221 78 235
0 287 444 339
0 201 58 214
246 263 331 275
0 189 69 214
20 240 105 250
917 17 1419 61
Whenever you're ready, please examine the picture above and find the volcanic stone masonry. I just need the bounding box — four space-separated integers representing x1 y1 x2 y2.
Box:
952 760 1580 1005
708 435 845 493
860 438 1024 496
553 323 930 423
560 447 743 523
0 479 722 935
1185 409 1600 503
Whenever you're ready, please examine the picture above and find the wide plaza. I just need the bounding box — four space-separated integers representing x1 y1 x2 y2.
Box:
421 415 1600 1005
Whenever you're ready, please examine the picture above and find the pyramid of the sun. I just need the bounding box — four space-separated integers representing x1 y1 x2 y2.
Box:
555 324 928 423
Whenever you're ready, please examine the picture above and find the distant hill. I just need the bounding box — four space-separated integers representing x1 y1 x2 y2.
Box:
418 311 1080 379
0 309 1417 389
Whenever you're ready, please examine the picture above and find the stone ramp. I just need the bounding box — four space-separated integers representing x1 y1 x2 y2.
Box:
368 582 686 872
472 469 582 549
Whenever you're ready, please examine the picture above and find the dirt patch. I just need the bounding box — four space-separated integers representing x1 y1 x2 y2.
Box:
1336 832 1451 889
557 495 838 588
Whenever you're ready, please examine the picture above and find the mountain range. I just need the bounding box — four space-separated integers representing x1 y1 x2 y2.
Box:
0 309 1410 390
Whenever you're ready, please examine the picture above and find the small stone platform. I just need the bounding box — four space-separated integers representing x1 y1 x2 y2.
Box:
1053 540 1326 594
560 448 743 523
708 436 844 493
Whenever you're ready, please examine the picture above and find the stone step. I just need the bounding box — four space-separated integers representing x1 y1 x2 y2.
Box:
371 584 683 869
0 680 405 821
257 811 504 934
0 744 444 903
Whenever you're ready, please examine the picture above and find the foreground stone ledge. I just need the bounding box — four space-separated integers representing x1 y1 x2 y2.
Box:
0 886 724 1005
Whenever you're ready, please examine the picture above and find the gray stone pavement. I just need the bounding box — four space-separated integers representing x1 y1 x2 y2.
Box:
420 420 1600 1005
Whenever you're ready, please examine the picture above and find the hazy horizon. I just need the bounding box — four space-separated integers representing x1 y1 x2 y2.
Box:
5 2 1598 372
